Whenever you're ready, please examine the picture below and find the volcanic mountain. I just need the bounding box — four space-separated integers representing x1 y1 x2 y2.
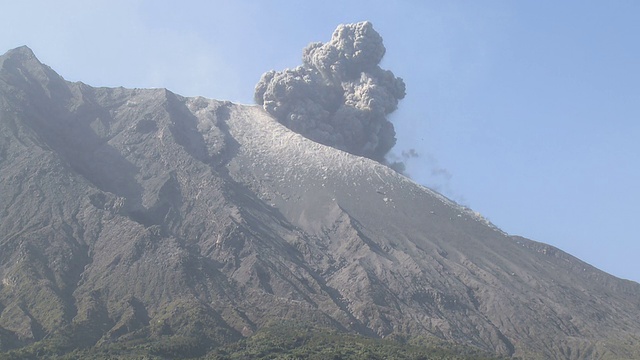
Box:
0 46 639 359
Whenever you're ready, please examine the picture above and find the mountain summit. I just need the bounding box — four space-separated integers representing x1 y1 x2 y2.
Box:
0 46 639 359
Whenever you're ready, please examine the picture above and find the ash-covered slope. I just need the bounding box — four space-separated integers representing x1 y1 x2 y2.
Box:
0 46 639 359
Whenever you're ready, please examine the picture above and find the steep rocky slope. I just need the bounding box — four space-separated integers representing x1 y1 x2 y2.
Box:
0 46 639 359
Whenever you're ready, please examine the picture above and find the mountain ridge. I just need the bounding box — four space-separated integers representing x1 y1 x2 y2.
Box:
0 46 639 359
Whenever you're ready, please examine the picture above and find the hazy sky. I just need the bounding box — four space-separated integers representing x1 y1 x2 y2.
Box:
2 1 638 283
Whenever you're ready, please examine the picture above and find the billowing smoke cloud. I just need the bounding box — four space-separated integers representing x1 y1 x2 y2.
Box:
254 21 406 162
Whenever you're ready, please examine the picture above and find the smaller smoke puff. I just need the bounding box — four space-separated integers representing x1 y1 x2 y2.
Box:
254 21 406 162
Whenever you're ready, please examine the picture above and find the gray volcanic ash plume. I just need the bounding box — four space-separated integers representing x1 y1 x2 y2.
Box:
254 21 406 162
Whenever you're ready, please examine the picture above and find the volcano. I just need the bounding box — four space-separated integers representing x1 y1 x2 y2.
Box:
0 46 639 359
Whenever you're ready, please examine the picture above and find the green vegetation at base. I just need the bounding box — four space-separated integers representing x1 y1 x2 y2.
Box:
0 322 509 360
207 323 508 360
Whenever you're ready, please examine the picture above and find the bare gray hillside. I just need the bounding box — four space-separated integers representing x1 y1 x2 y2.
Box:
1 46 639 359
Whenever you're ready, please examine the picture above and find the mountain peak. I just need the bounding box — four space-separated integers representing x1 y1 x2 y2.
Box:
5 45 35 57
0 46 75 110
3 45 36 57
0 45 41 69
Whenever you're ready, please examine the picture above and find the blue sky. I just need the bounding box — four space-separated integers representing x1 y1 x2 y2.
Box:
2 1 638 283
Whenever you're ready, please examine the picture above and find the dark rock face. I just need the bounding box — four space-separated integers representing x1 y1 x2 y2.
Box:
0 46 639 359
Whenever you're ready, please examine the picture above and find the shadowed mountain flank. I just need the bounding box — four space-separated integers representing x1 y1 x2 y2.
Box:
1 46 639 359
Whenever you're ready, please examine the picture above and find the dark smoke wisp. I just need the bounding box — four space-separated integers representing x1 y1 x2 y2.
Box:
254 21 406 162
